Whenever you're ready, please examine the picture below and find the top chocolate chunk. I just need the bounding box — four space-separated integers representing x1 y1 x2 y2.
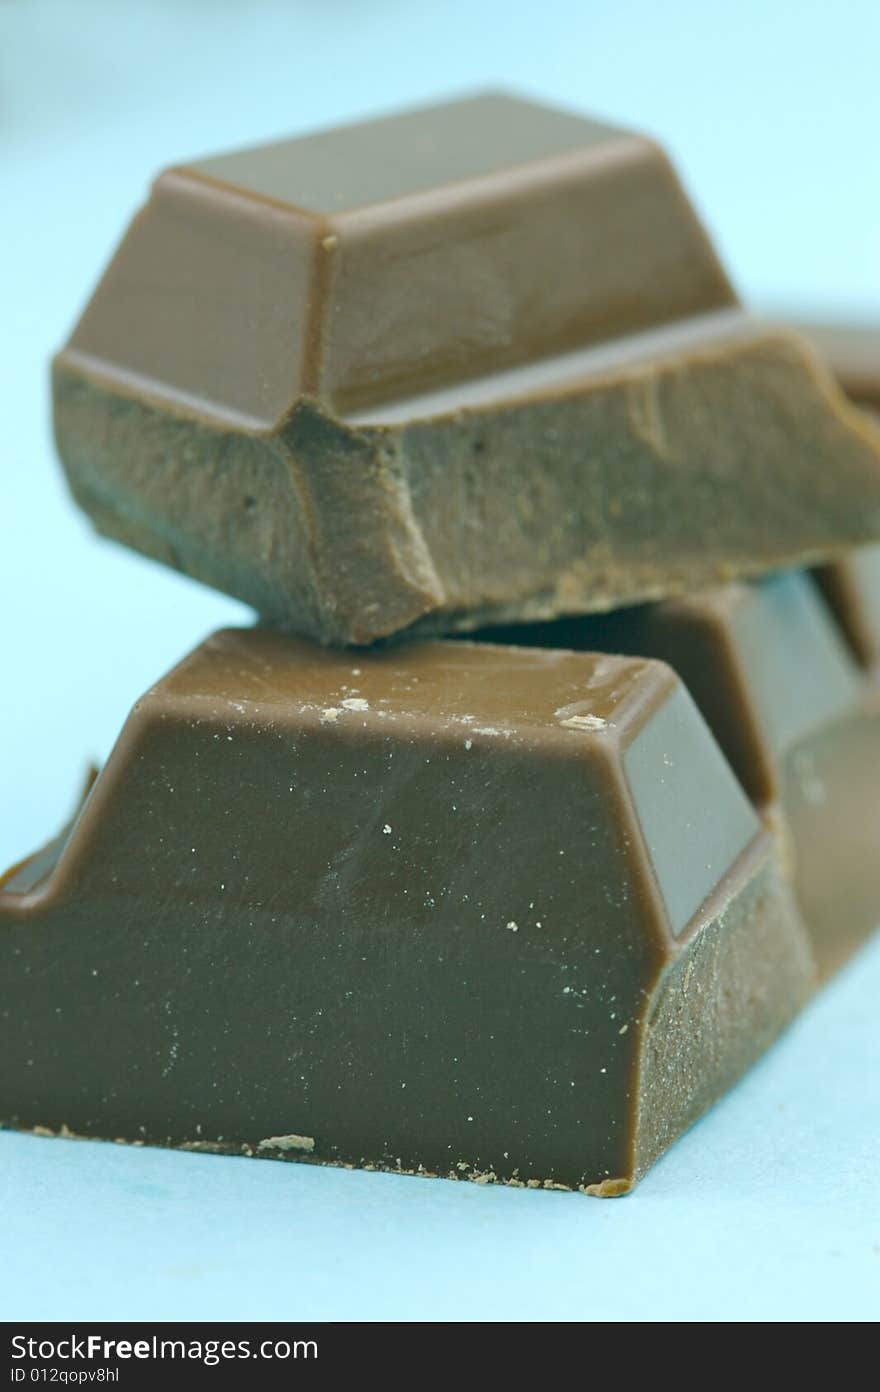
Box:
54 94 880 643
61 93 734 420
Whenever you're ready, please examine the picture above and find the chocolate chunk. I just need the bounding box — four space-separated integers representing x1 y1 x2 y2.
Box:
64 92 735 419
797 320 880 676
478 568 880 976
793 320 880 410
816 548 880 677
53 93 880 643
0 629 813 1193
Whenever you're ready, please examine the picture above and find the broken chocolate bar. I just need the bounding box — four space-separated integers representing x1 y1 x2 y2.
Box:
54 93 880 643
0 629 814 1194
478 568 880 976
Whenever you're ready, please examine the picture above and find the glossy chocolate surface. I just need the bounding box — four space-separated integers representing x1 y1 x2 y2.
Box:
806 320 880 675
0 630 811 1193
62 93 734 420
478 569 880 976
53 96 880 642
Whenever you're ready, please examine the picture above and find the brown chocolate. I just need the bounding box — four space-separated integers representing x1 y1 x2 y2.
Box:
53 93 880 643
0 629 814 1194
478 568 880 977
797 320 880 676
793 321 880 410
816 548 880 677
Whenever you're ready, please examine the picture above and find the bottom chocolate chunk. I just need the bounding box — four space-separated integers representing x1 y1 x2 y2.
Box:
0 630 814 1193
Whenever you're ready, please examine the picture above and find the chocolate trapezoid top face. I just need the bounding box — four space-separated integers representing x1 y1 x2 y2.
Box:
52 95 880 643
0 628 812 1192
58 91 735 422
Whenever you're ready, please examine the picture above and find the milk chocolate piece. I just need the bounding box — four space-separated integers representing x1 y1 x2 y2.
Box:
0 629 814 1194
478 569 880 976
794 321 880 410
799 320 880 674
53 94 880 643
817 548 880 677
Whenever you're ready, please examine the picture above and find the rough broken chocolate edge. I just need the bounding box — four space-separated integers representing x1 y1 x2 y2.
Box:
53 329 880 644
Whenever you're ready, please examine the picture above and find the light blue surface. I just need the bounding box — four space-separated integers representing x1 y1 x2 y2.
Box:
1 0 878 1322
3 938 879 1322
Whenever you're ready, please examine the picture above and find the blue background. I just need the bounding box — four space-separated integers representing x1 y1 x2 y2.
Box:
1 0 878 1321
